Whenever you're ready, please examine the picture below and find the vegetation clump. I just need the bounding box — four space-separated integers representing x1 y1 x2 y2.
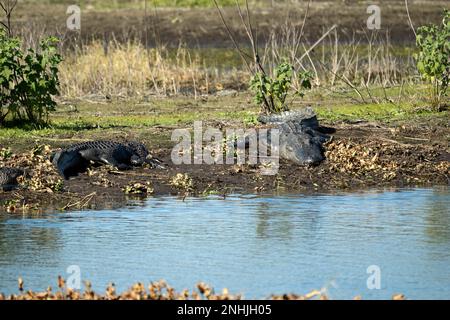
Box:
415 10 450 110
250 62 312 113
171 173 194 192
0 277 408 300
123 182 154 195
0 29 62 126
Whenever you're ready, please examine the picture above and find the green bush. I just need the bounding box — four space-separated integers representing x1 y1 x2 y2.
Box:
249 62 311 114
0 29 62 126
415 10 450 110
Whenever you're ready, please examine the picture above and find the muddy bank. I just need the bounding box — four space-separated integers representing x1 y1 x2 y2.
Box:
1 121 448 214
0 278 406 300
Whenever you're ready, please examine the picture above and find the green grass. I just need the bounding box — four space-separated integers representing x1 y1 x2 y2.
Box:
315 102 448 122
0 89 447 152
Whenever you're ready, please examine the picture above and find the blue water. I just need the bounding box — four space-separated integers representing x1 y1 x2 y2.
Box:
0 187 449 299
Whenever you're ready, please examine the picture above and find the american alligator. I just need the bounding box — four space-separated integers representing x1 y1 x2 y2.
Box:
258 107 333 165
51 140 164 179
0 167 25 191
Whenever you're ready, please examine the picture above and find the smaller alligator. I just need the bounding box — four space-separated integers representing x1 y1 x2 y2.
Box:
51 140 164 180
258 107 334 165
0 167 26 191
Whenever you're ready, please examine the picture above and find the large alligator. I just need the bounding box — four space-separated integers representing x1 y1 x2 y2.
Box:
0 167 25 191
51 140 164 179
258 107 333 165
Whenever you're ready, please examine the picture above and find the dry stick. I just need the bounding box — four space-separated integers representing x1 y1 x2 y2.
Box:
301 43 319 85
364 29 384 85
235 2 254 58
212 0 252 72
330 28 339 86
402 136 429 141
62 192 97 210
244 0 261 72
345 36 362 81
382 84 392 105
322 86 362 105
363 81 378 104
297 24 338 64
213 0 271 111
235 0 273 111
291 24 339 93
108 170 167 179
0 0 17 36
293 23 337 70
187 51 197 100
144 0 148 51
244 0 275 111
314 59 367 104
293 0 312 59
0 19 7 32
404 0 417 38
397 79 405 105
377 137 413 147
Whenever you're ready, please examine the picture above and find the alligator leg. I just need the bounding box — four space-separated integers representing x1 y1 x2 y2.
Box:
99 155 132 170
144 156 165 169
1 184 17 192
54 150 89 180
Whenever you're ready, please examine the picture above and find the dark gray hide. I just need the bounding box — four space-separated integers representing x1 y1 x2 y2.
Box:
51 140 163 179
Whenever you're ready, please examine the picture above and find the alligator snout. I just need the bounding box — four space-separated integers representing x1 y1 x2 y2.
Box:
281 132 326 166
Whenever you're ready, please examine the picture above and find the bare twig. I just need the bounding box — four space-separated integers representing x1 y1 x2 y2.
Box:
293 0 312 59
0 0 18 36
297 24 338 64
315 59 367 104
213 0 273 112
211 0 252 71
404 0 417 37
61 192 96 210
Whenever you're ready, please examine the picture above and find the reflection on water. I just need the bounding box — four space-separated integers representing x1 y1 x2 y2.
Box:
424 189 450 244
0 187 449 299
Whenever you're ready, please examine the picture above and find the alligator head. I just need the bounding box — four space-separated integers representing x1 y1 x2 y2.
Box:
0 167 26 191
259 108 333 166
279 131 327 165
124 141 165 169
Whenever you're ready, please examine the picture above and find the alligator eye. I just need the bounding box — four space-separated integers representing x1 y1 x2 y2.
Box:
287 146 293 152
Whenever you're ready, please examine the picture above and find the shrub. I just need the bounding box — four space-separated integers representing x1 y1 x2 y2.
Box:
415 10 450 110
0 29 62 126
249 62 312 114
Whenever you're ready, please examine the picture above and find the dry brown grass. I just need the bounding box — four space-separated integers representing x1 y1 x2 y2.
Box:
59 40 248 98
56 33 418 100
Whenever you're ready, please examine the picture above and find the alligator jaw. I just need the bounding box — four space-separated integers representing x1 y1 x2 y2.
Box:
279 132 326 166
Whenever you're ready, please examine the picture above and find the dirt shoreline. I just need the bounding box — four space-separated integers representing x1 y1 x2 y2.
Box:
0 278 405 300
1 120 448 214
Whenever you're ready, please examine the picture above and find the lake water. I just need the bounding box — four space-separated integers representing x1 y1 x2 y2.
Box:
0 187 449 299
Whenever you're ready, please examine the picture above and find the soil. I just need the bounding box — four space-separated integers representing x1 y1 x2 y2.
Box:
1 119 449 214
13 1 449 48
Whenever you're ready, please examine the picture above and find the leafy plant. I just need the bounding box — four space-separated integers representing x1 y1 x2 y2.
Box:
415 10 450 110
0 147 12 159
250 62 312 114
0 28 62 126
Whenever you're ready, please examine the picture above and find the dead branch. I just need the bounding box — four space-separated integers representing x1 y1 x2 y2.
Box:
404 0 417 38
0 0 18 36
211 0 252 71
